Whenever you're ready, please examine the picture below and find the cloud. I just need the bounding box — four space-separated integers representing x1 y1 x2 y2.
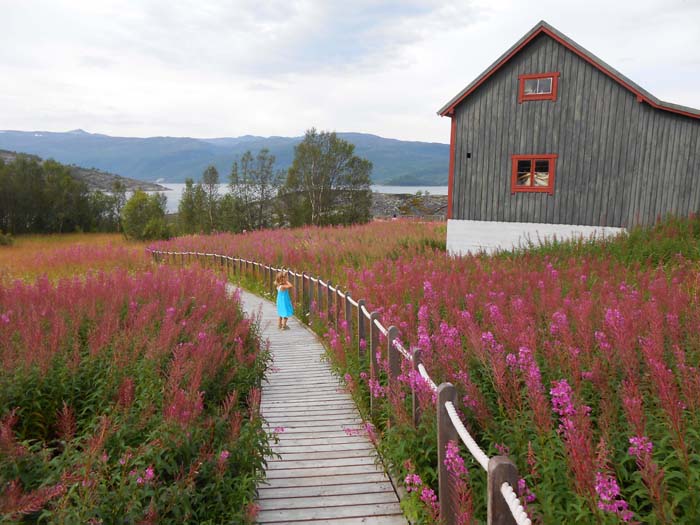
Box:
0 0 698 142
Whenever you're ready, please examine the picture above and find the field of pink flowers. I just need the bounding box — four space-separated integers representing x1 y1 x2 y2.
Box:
156 218 700 524
0 265 269 523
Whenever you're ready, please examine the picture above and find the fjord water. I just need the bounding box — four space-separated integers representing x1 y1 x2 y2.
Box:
158 183 448 213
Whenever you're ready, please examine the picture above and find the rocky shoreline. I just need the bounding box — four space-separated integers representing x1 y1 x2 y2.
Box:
371 191 447 219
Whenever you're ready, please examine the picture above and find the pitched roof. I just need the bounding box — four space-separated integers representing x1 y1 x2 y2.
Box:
437 20 700 120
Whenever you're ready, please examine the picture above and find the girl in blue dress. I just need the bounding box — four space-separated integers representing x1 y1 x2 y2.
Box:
275 270 294 329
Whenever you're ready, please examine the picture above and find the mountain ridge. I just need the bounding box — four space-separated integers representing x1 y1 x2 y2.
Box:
0 129 449 185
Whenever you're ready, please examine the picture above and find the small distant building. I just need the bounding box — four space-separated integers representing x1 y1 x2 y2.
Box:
438 20 700 254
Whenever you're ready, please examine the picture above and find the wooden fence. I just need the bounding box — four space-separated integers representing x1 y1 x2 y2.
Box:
149 249 532 525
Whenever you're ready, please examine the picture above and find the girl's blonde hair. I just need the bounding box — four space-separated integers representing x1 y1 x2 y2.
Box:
275 270 288 286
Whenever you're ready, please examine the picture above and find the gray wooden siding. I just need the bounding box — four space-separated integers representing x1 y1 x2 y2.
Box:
451 33 700 227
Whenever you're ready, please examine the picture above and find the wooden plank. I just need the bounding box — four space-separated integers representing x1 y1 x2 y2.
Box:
260 472 390 489
267 448 377 460
266 464 382 479
271 443 374 454
258 492 398 511
257 481 395 499
256 503 404 522
265 517 407 525
267 456 377 470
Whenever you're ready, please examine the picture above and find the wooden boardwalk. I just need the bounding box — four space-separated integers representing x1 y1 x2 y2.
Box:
236 288 407 525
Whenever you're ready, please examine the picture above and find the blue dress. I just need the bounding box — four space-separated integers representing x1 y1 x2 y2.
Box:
276 286 294 318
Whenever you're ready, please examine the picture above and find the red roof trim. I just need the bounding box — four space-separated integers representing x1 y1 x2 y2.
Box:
440 26 700 120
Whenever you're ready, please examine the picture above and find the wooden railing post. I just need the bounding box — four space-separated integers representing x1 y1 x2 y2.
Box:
357 300 366 358
268 266 274 294
334 288 341 330
488 457 519 525
438 383 458 525
317 278 323 315
412 348 423 428
369 311 380 415
345 292 353 335
302 273 309 317
387 326 400 381
326 282 333 322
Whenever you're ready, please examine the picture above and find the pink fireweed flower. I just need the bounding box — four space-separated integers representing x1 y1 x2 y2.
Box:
517 478 537 504
420 486 439 515
404 473 423 492
144 465 155 480
628 436 653 458
368 378 385 398
344 426 362 437
359 372 368 381
444 440 468 479
495 443 510 456
595 471 634 522
274 426 286 433
550 379 576 418
364 422 378 443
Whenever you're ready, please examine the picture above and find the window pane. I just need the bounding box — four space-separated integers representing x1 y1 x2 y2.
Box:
536 78 552 94
517 160 531 186
523 79 538 95
533 159 550 186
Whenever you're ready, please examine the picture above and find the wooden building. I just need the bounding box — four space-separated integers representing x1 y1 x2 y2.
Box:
438 21 700 254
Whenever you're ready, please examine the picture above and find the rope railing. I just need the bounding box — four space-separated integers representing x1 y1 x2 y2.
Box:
392 339 412 361
148 248 530 525
373 318 388 336
445 401 489 471
418 363 438 392
501 482 532 525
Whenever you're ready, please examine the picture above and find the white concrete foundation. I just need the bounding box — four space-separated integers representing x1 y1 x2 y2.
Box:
446 219 625 256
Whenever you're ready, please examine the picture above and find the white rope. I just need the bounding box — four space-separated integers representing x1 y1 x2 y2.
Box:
347 296 358 307
501 482 532 525
373 318 388 336
360 304 371 319
309 277 318 283
417 363 437 392
393 340 413 361
445 401 489 471
329 284 336 293
337 289 345 299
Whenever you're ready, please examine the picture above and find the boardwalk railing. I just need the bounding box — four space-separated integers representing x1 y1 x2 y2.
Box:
148 249 532 525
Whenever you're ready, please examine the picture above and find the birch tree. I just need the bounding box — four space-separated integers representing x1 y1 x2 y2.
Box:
281 129 372 226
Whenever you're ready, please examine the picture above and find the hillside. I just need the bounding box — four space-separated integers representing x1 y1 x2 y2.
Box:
0 129 449 185
0 148 166 191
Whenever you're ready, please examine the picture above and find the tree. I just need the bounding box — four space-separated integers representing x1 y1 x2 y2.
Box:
111 180 127 232
121 190 170 240
201 165 220 231
228 149 281 231
280 129 372 226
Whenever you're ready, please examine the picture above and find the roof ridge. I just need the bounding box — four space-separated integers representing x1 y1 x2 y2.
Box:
437 21 700 119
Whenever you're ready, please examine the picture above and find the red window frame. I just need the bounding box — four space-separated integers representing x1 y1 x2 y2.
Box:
511 154 557 195
518 72 560 103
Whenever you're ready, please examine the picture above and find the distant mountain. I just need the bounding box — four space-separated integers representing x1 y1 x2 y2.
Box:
0 130 449 185
0 149 166 192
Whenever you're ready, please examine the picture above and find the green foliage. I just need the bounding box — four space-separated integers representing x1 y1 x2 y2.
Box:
505 214 700 265
228 149 282 231
0 156 122 235
279 129 373 227
121 190 171 240
0 230 13 246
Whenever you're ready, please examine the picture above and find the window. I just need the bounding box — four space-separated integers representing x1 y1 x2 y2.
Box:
511 154 557 194
518 73 560 103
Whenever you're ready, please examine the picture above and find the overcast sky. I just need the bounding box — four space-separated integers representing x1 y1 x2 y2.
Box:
1 0 698 143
